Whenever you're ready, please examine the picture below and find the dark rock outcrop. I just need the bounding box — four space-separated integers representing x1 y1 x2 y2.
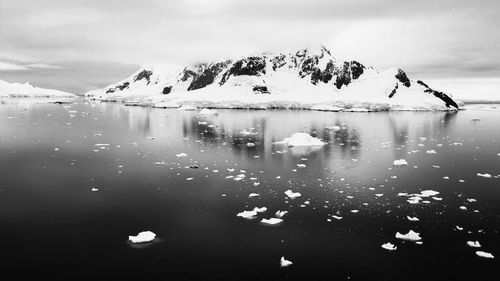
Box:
395 69 411 87
220 56 266 85
417 80 458 109
253 85 269 94
188 61 232 91
134 70 153 84
162 86 172 95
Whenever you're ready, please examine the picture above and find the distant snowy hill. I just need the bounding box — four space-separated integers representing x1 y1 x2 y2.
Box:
0 79 76 98
85 46 459 111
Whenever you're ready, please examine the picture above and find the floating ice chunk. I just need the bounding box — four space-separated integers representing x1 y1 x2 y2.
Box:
186 177 194 181
393 159 408 167
275 210 288 218
237 210 257 219
477 173 492 178
476 251 494 259
395 230 422 241
261 218 283 225
253 182 260 187
275 132 325 147
381 242 397 251
246 142 256 147
128 231 156 243
285 190 301 199
178 105 197 111
198 108 218 115
426 150 437 154
297 164 306 168
234 174 246 181
460 206 467 211
176 153 187 158
456 226 464 231
326 125 342 131
407 216 420 221
332 215 343 220
94 143 110 146
227 168 235 172
253 207 267 213
91 187 99 192
280 257 293 267
249 193 260 198
467 241 481 248
350 210 359 213
420 190 440 197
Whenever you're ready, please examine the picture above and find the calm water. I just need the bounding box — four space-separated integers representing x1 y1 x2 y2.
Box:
0 101 499 280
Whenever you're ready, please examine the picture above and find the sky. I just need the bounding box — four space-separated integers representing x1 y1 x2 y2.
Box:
1 0 499 94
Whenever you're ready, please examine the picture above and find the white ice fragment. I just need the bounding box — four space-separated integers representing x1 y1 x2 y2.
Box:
476 251 494 259
249 193 260 198
297 164 306 168
407 216 420 221
395 230 422 241
393 159 408 167
128 231 156 243
237 210 257 219
253 207 267 213
176 153 187 158
285 190 301 199
280 257 293 267
275 210 288 218
381 242 397 251
91 187 99 192
246 142 256 147
467 241 481 248
178 105 197 111
332 215 343 220
460 206 467 211
261 218 283 225
198 108 218 115
275 132 325 147
426 150 437 154
477 173 492 178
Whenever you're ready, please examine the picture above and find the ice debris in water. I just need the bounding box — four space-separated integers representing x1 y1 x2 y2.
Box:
237 210 257 219
477 173 492 178
476 251 494 259
284 190 301 199
407 216 420 221
426 150 437 154
253 207 267 213
176 153 187 158
198 108 218 115
467 241 481 248
261 218 283 225
395 230 422 241
275 132 325 147
275 210 288 218
91 187 99 192
128 231 156 243
248 193 260 198
393 159 408 167
246 142 256 147
381 242 397 251
280 257 293 267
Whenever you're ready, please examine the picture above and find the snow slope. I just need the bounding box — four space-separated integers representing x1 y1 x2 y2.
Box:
0 79 76 99
85 46 460 111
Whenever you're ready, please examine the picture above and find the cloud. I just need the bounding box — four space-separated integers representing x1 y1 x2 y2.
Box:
1 0 500 92
0 61 28 71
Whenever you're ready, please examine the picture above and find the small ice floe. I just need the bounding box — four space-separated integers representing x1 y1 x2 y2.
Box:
477 173 492 178
326 125 341 131
332 215 343 220
189 164 199 169
443 176 450 180
261 218 283 225
253 207 267 213
227 168 235 172
176 153 187 158
237 210 257 219
285 190 301 199
456 226 464 231
432 165 440 168
186 177 194 181
128 231 156 243
467 198 477 203
460 206 467 211
178 105 197 111
476 251 494 259
395 230 422 241
94 143 110 147
467 241 481 248
280 257 293 267
297 164 306 168
350 210 359 213
407 216 420 221
275 210 288 218
253 182 260 187
393 159 408 167
155 161 166 165
233 174 246 181
381 242 397 251
426 150 437 154
246 142 256 147
198 108 218 115
275 132 325 147
249 193 260 198
91 187 99 192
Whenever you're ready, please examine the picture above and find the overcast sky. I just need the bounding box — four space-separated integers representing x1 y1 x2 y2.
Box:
1 0 499 94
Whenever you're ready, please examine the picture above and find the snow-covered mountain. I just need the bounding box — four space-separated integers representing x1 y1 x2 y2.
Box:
85 46 459 111
0 79 76 98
